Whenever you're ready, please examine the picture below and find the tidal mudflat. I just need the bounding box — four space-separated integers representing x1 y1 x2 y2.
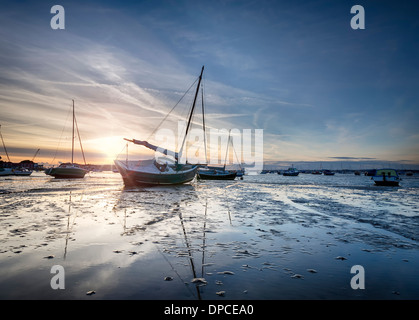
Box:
0 172 418 299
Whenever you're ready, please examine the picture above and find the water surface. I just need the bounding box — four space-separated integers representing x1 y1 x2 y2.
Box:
0 172 418 299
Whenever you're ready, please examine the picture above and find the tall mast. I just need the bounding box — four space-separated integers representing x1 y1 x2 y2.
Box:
72 99 75 164
179 66 204 161
201 84 208 164
223 129 231 170
74 114 87 166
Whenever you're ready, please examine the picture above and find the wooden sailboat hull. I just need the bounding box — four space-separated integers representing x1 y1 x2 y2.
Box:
45 167 87 179
114 160 197 186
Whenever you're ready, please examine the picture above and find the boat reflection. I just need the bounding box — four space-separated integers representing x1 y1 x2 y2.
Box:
178 202 206 300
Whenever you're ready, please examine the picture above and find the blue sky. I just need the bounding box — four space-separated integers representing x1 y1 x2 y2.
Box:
0 0 418 166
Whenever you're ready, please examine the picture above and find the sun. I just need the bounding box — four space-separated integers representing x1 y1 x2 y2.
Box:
86 136 128 164
86 135 155 164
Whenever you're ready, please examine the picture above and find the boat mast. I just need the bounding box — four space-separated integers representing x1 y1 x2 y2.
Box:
201 84 208 164
126 142 128 166
71 99 75 164
223 129 231 170
0 124 11 162
179 65 204 162
74 114 87 166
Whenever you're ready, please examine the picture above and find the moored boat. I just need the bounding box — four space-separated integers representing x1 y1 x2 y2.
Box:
372 168 400 186
45 100 88 179
283 167 299 176
0 168 13 176
12 168 33 176
114 159 197 186
45 163 87 179
115 66 205 186
197 167 237 180
197 129 238 181
1 125 34 176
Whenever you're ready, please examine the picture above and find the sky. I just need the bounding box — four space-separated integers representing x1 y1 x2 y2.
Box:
0 0 418 168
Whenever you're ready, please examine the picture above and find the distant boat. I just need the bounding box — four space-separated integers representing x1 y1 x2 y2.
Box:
12 168 33 176
372 169 401 186
311 171 322 175
0 168 13 176
283 167 299 176
406 171 413 176
45 100 88 179
1 124 33 177
323 170 335 176
115 66 205 186
354 171 361 175
0 167 33 177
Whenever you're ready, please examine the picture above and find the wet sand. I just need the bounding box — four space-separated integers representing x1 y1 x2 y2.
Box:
0 172 418 299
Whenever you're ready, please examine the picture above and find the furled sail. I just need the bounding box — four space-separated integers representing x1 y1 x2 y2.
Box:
124 138 179 160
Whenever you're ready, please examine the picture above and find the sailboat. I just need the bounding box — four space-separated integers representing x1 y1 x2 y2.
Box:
197 130 237 180
0 124 33 176
45 100 88 179
114 66 206 186
197 166 237 180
